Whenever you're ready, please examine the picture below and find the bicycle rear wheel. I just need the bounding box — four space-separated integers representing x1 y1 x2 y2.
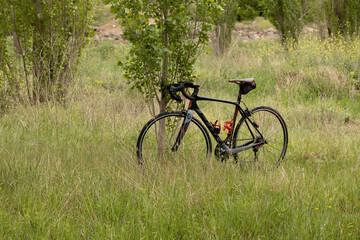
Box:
136 111 212 166
232 106 288 167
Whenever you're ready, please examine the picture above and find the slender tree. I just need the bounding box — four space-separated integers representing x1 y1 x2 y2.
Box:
322 0 360 37
106 0 220 115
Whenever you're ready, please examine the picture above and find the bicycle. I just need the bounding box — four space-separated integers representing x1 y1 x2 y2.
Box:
136 79 288 168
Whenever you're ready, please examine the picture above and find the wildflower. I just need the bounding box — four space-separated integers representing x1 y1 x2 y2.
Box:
328 206 332 209
306 202 310 205
315 208 319 211
329 198 333 201
350 72 355 76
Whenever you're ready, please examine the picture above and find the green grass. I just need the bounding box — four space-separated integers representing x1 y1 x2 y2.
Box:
1 35 360 238
90 3 115 26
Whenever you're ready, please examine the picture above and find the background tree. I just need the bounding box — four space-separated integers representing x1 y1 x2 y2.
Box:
106 0 220 115
264 0 313 47
215 0 238 55
0 0 90 110
322 0 360 37
0 6 11 115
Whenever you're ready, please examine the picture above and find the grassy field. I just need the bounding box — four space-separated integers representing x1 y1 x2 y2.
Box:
1 30 360 238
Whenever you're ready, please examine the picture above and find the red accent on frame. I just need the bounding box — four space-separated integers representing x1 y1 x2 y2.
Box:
234 107 239 122
181 125 185 135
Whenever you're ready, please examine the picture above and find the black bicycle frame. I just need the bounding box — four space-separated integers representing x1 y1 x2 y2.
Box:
173 92 265 156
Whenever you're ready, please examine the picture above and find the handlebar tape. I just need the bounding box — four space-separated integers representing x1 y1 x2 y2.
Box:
167 82 198 102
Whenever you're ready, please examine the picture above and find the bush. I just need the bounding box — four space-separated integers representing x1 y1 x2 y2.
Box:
0 0 91 111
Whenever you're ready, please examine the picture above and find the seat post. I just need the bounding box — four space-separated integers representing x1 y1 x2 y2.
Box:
237 86 242 104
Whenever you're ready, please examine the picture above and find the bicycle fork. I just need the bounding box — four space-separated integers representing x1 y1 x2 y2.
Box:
171 110 194 152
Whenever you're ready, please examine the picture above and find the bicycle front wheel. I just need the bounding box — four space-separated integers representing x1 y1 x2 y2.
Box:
136 111 212 166
232 106 288 167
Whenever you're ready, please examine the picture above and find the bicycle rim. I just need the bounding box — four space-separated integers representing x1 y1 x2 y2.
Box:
233 106 288 168
137 112 211 167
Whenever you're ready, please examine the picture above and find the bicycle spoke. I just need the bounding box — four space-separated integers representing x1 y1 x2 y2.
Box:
137 112 211 166
265 128 282 140
233 106 287 167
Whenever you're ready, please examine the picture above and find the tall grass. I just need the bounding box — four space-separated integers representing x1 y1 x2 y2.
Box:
0 35 360 238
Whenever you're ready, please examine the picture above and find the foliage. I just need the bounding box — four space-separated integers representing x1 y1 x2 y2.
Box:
264 0 302 45
237 0 266 21
0 7 14 115
105 0 220 114
323 0 360 37
264 0 313 46
90 2 115 26
0 0 91 112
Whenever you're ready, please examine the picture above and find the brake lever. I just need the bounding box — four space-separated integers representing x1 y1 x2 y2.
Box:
167 85 183 102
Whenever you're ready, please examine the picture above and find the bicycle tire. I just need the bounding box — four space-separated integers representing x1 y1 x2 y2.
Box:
136 111 212 166
232 106 288 167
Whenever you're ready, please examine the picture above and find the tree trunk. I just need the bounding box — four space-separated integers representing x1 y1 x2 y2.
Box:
156 6 171 158
33 0 48 104
215 0 236 55
215 22 231 55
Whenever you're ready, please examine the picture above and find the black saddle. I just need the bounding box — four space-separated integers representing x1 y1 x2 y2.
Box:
229 78 256 95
